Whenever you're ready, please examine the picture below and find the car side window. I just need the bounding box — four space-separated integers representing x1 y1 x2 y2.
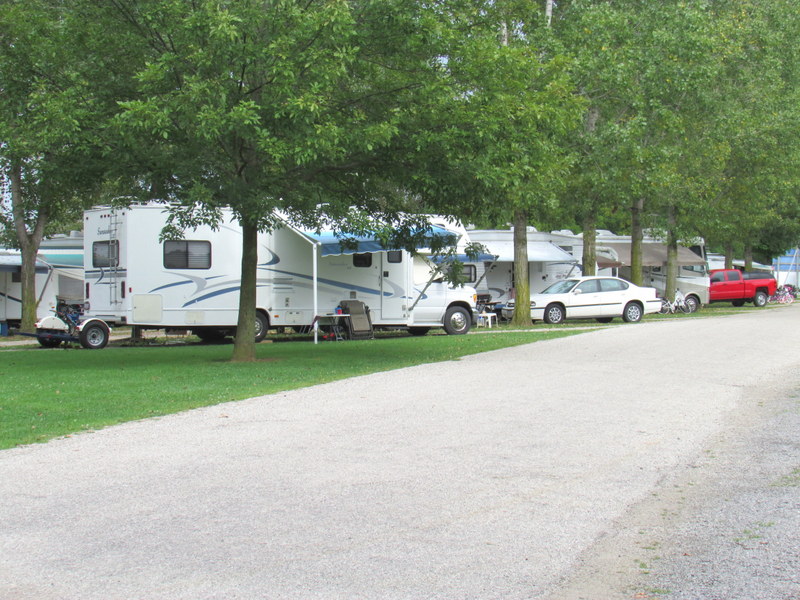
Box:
576 280 599 293
710 272 724 283
727 270 742 281
599 278 627 292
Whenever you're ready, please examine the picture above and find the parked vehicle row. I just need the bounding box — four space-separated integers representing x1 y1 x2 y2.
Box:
501 276 663 324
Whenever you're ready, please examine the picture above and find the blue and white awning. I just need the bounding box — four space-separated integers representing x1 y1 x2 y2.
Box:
0 254 49 273
300 225 458 257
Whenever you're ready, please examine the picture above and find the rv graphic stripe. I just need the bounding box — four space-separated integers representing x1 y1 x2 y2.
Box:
260 267 386 297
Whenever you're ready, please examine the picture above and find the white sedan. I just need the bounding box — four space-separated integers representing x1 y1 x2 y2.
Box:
502 276 662 324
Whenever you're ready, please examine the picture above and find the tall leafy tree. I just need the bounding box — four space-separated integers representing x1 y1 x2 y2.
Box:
0 0 129 330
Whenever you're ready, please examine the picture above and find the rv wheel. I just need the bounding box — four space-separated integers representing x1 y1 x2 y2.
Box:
408 327 430 336
443 306 470 335
195 328 227 343
684 295 700 313
255 312 269 343
79 322 110 350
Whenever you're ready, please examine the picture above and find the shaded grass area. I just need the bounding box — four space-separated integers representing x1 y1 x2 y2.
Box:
0 330 578 449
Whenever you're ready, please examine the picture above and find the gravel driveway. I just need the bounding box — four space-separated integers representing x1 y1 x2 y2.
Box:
2 307 799 600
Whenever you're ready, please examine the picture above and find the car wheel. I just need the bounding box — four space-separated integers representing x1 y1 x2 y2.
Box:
595 317 613 323
543 303 565 325
443 306 470 335
255 312 269 342
622 302 643 323
408 327 430 336
684 295 700 313
79 322 110 350
753 291 768 307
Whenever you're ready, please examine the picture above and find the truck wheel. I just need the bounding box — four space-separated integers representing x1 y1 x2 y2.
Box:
622 302 643 323
684 295 700 313
255 312 269 342
543 303 565 324
753 291 768 307
408 327 430 336
443 306 470 335
79 322 110 350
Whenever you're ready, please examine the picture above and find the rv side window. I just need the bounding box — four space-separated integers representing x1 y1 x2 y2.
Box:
163 241 212 269
387 250 402 263
353 253 372 268
93 240 119 268
462 264 477 283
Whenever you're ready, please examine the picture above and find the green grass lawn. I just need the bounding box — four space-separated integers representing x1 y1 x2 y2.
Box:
0 329 579 449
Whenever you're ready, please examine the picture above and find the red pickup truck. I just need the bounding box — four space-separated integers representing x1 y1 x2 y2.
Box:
709 269 777 307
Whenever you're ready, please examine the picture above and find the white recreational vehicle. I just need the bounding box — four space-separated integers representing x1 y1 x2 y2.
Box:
464 227 579 313
593 231 709 311
71 205 477 348
0 233 84 332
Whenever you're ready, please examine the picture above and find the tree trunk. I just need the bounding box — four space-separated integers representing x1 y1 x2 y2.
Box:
724 243 734 270
744 244 753 272
10 160 48 333
582 212 597 276
231 221 258 362
630 197 644 286
665 205 678 301
511 208 531 327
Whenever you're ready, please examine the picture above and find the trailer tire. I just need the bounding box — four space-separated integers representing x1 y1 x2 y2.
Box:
753 290 768 307
255 312 269 343
408 327 430 336
79 322 110 350
443 306 470 335
595 317 613 323
37 336 62 348
731 299 745 307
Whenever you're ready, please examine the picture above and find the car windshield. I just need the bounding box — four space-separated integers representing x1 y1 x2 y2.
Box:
541 279 579 294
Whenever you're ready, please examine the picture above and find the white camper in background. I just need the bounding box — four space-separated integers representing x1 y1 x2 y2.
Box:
76 204 477 348
593 231 709 311
0 233 84 331
464 227 579 314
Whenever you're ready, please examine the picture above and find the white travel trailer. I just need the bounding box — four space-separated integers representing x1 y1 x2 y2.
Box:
464 227 579 312
76 204 477 348
593 231 710 311
0 233 84 332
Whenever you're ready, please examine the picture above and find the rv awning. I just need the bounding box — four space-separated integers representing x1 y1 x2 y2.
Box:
599 242 706 268
301 225 458 257
0 254 49 273
430 252 498 264
480 241 577 263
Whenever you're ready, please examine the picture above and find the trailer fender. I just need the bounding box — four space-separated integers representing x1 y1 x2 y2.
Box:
35 315 70 332
76 318 113 335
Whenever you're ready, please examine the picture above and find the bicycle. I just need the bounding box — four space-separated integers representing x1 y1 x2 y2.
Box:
769 286 795 304
659 290 691 314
